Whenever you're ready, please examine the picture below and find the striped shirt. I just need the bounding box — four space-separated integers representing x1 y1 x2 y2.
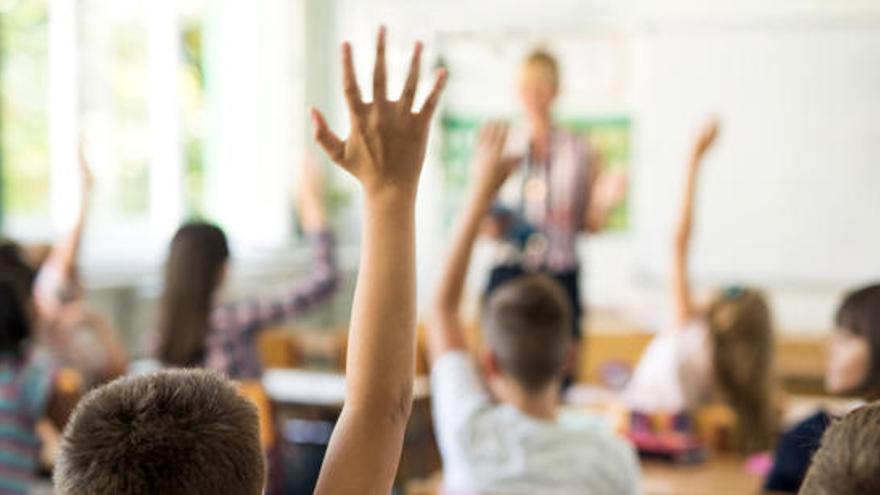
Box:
205 230 338 378
495 127 590 272
0 350 56 494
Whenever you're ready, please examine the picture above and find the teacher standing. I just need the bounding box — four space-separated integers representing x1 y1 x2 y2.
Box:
484 49 624 378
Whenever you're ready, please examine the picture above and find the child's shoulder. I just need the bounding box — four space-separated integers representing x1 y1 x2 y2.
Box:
0 348 57 419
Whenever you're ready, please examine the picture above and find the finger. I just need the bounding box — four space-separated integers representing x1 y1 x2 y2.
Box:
310 108 346 164
341 42 363 116
373 26 387 102
418 68 448 122
399 41 422 111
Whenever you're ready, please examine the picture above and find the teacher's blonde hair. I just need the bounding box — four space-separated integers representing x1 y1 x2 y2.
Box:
520 48 560 93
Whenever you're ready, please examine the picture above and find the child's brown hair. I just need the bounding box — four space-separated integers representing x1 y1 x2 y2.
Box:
834 284 880 399
707 287 777 454
482 275 572 391
54 369 265 495
0 240 37 354
800 402 880 495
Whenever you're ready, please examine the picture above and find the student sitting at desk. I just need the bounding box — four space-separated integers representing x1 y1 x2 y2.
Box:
764 283 880 494
0 242 81 492
429 122 640 494
137 151 337 379
30 145 128 386
624 119 779 455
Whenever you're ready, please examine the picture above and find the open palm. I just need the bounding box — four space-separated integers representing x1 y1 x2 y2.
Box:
310 27 447 198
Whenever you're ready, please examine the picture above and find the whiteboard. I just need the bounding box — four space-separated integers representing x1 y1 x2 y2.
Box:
632 25 880 286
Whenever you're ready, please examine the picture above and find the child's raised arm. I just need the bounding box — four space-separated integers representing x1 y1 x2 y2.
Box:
35 145 93 315
52 145 93 283
673 118 719 326
430 122 519 363
310 26 447 495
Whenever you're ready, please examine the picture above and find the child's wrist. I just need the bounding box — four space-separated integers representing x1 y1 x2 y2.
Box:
363 183 419 207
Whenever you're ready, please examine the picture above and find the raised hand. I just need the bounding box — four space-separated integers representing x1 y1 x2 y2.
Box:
691 118 720 164
472 122 520 198
310 26 448 200
674 116 720 325
311 27 447 495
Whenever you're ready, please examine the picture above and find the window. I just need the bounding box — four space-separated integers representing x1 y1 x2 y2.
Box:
1 0 313 260
0 0 50 231
79 0 151 222
180 0 206 218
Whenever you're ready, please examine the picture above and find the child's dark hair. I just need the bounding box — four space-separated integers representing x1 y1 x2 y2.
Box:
482 275 572 391
156 222 230 367
54 369 265 495
0 240 37 355
801 402 880 495
834 284 880 399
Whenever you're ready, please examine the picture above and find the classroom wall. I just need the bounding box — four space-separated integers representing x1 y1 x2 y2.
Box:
332 0 880 335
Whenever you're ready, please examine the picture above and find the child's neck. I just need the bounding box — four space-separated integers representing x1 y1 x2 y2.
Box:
492 377 560 421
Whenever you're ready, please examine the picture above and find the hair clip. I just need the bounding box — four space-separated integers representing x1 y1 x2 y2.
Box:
723 286 745 299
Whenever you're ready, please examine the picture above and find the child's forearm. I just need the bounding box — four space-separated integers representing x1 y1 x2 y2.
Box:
49 193 89 283
675 161 699 246
673 119 719 324
431 123 517 362
429 189 491 361
52 146 95 281
435 188 492 315
345 190 417 419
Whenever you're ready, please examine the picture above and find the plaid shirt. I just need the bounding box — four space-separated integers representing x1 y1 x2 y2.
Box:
205 230 338 378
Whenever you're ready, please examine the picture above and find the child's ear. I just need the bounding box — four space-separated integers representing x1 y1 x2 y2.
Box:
480 347 500 377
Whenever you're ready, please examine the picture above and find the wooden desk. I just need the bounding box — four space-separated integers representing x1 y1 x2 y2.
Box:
642 456 762 495
262 369 440 493
407 457 763 495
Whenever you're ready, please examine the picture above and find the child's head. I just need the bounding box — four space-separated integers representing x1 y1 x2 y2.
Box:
54 369 265 495
706 286 777 453
157 222 229 367
0 241 37 354
826 284 880 398
800 402 880 495
481 275 572 393
518 49 559 122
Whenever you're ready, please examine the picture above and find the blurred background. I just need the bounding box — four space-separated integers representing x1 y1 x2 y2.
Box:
2 0 880 385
